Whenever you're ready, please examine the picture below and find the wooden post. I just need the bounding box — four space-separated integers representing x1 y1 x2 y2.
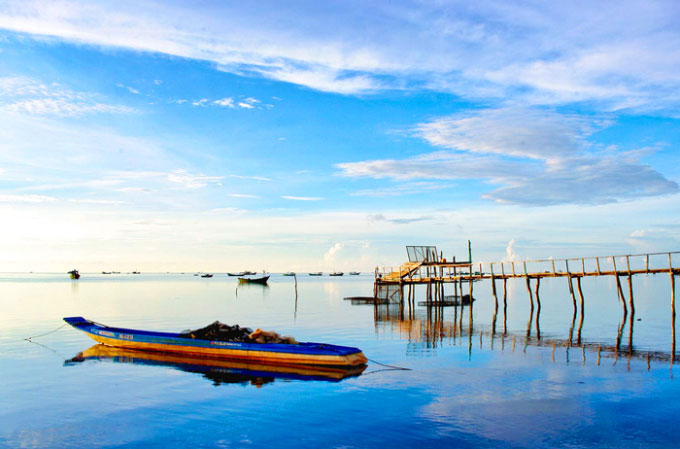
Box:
613 257 628 315
576 276 585 345
567 275 577 313
551 259 556 275
627 275 635 316
671 269 676 365
525 277 534 312
626 255 631 274
535 277 541 339
512 261 515 276
523 261 528 276
646 254 649 274
501 262 505 277
581 258 585 275
596 257 601 275
503 279 508 335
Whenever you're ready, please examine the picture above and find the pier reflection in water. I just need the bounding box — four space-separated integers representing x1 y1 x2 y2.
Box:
367 277 677 369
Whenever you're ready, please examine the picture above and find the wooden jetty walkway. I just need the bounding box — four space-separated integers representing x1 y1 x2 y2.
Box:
373 245 680 363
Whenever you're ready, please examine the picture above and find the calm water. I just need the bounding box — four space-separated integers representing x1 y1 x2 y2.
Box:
1 273 679 448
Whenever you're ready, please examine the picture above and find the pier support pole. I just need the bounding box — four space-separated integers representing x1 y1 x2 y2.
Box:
503 279 508 335
576 276 585 345
491 275 498 336
567 275 577 315
671 271 676 365
525 277 534 338
535 277 541 339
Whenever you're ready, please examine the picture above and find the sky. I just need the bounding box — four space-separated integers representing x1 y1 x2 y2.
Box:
0 0 679 272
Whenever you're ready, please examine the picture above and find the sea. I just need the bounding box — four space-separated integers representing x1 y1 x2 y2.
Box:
1 272 679 448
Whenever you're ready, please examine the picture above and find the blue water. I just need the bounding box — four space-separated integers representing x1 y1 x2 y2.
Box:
1 273 679 448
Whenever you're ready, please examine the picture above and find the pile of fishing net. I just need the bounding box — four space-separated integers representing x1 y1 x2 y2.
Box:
179 321 298 345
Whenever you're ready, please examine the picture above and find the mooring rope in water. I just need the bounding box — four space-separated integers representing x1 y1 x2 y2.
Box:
366 357 411 371
24 322 68 341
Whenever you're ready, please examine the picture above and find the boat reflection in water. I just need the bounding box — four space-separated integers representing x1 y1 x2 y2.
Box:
65 345 366 387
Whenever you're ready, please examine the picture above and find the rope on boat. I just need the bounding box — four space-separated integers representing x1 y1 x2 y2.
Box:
24 322 68 341
366 357 411 371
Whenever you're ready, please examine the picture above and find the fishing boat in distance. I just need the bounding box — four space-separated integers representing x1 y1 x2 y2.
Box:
308 272 323 276
349 272 360 275
68 269 80 279
63 317 367 367
329 272 344 276
201 273 214 278
282 272 296 276
66 345 366 383
238 275 269 285
242 270 257 275
227 272 245 276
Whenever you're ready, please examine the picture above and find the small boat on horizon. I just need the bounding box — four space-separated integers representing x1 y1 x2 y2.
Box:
63 317 367 367
308 272 323 276
68 269 80 279
238 275 269 285
201 274 214 278
329 272 344 276
349 272 360 275
282 272 296 276
101 271 111 274
243 271 257 276
227 272 245 276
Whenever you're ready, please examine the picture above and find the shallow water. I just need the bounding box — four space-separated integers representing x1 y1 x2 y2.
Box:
1 273 679 448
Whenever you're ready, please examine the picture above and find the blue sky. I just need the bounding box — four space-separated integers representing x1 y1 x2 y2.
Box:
0 0 679 272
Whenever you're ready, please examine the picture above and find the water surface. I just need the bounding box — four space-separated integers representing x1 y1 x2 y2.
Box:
1 273 678 448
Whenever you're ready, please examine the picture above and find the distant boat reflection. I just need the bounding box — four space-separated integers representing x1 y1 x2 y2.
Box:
65 345 365 386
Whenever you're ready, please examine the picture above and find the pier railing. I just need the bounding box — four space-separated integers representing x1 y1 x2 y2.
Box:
375 251 680 283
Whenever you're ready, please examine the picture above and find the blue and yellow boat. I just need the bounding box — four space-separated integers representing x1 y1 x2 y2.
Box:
63 317 368 367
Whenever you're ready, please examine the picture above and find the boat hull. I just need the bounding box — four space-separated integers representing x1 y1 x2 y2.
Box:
63 317 367 367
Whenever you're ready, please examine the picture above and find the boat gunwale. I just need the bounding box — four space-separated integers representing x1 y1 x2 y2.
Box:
63 316 363 357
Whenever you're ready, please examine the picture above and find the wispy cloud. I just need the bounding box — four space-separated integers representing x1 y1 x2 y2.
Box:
338 108 678 205
214 97 234 108
228 174 273 182
368 213 432 225
228 193 260 198
0 193 56 203
0 76 131 116
115 83 139 94
0 1 677 109
281 195 324 201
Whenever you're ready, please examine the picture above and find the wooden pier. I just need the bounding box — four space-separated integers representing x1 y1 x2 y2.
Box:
374 245 680 364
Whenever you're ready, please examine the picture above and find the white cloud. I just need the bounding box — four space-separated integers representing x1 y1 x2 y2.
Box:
1 0 678 108
504 239 519 262
338 108 678 205
116 83 139 94
229 174 273 182
281 195 324 201
228 193 260 198
0 76 131 116
166 169 223 189
153 79 162 85
237 101 254 109
192 98 208 107
214 97 234 108
0 193 56 203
